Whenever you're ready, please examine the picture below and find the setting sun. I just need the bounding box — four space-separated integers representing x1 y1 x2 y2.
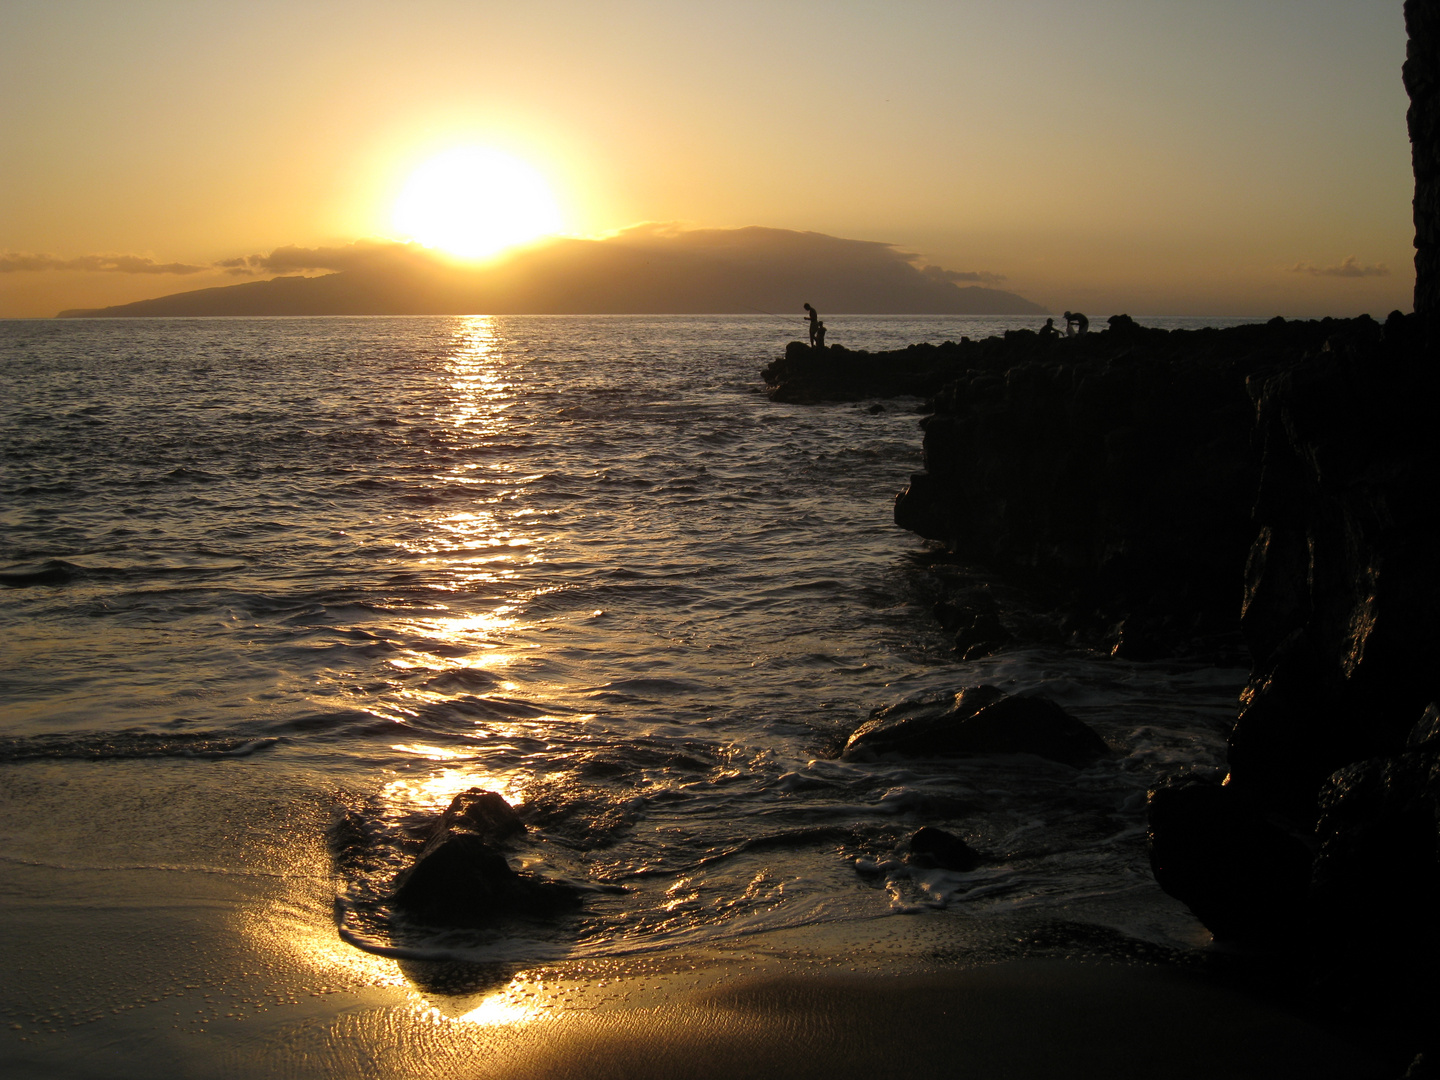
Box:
392 147 563 260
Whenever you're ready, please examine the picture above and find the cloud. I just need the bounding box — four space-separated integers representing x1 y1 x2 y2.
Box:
920 264 1007 286
217 240 425 275
0 252 210 274
1289 256 1390 278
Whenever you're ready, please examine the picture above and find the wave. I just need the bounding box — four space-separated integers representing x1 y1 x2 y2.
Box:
0 730 280 763
0 559 82 587
0 558 249 589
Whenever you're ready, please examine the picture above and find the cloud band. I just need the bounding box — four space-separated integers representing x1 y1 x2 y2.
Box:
1290 256 1390 278
0 252 210 274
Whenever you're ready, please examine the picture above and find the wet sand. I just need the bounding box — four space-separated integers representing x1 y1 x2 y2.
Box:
0 760 1392 1080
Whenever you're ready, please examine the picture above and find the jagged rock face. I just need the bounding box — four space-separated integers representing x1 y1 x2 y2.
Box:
1146 316 1440 1045
1229 331 1440 815
761 340 971 402
1147 777 1314 944
1144 18 1440 1013
1407 0 1439 313
1304 704 1440 1033
892 321 1346 636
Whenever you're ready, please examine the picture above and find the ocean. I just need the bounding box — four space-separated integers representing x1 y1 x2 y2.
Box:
0 314 1255 1071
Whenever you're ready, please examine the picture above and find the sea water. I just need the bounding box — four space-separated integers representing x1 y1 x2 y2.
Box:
1 314 1248 973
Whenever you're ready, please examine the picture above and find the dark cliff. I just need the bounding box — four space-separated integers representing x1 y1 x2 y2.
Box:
869 309 1437 1045
890 318 1349 642
1408 0 1439 314
881 4 1440 1052
1150 12 1439 1045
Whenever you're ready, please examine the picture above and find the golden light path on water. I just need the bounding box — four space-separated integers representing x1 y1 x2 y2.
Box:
257 316 566 1032
393 317 570 817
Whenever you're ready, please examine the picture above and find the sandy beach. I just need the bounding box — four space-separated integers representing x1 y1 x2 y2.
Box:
1 758 1392 1080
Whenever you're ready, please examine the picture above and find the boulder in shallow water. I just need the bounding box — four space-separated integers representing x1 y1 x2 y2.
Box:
954 610 1012 660
391 789 581 927
391 832 582 926
431 787 526 843
842 685 1107 767
908 826 980 871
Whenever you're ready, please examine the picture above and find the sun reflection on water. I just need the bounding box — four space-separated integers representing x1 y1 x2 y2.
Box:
315 317 588 1004
381 317 554 716
455 980 547 1026
445 315 509 432
381 759 531 813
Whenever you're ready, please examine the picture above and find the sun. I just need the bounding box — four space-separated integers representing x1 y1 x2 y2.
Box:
392 147 563 260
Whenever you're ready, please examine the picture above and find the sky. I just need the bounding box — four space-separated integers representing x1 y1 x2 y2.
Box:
0 0 1416 318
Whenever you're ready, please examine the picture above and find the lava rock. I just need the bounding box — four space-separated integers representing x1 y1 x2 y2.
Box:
1308 710 1440 1021
908 826 980 871
954 610 1011 659
1409 702 1440 752
1108 616 1173 661
842 685 1107 767
891 318 1371 643
1146 776 1314 944
431 787 526 844
390 789 580 927
391 832 581 927
761 340 975 403
1409 0 1440 316
1227 336 1440 816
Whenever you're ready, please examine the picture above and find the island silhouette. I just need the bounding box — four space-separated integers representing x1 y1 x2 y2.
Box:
55 225 1044 318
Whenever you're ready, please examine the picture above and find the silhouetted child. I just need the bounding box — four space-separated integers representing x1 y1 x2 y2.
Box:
814 321 827 349
804 303 819 347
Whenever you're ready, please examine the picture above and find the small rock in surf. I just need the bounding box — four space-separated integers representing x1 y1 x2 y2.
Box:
842 685 1108 767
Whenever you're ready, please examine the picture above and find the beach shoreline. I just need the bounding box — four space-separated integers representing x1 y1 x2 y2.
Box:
1 758 1394 1080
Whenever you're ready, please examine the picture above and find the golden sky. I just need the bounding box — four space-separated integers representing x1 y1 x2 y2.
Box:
0 0 1416 318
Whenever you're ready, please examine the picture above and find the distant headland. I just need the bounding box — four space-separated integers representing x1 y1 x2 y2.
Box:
54 225 1045 318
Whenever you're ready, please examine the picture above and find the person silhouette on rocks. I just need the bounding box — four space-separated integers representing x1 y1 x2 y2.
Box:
814 321 827 349
1063 311 1090 336
1039 317 1060 339
804 303 819 347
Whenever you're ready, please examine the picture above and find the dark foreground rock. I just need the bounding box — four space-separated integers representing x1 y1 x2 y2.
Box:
907 826 981 872
429 787 525 843
1147 777 1315 945
842 685 1107 767
1140 318 1440 1046
1308 707 1440 1015
893 316 1382 645
762 339 976 402
1144 311 1440 924
391 788 582 927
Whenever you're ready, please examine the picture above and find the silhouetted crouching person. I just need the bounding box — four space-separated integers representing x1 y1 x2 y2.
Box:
1063 311 1089 336
804 303 819 347
1039 317 1060 339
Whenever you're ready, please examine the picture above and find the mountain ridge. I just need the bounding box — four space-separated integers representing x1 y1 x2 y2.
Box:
57 226 1047 317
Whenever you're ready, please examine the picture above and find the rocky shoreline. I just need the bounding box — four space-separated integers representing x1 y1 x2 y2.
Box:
764 307 1439 1062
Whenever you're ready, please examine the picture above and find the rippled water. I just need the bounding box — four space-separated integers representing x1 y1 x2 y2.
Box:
1 315 1245 966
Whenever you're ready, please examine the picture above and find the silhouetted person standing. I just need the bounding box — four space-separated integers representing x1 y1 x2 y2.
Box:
1063 311 1090 336
804 303 819 347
